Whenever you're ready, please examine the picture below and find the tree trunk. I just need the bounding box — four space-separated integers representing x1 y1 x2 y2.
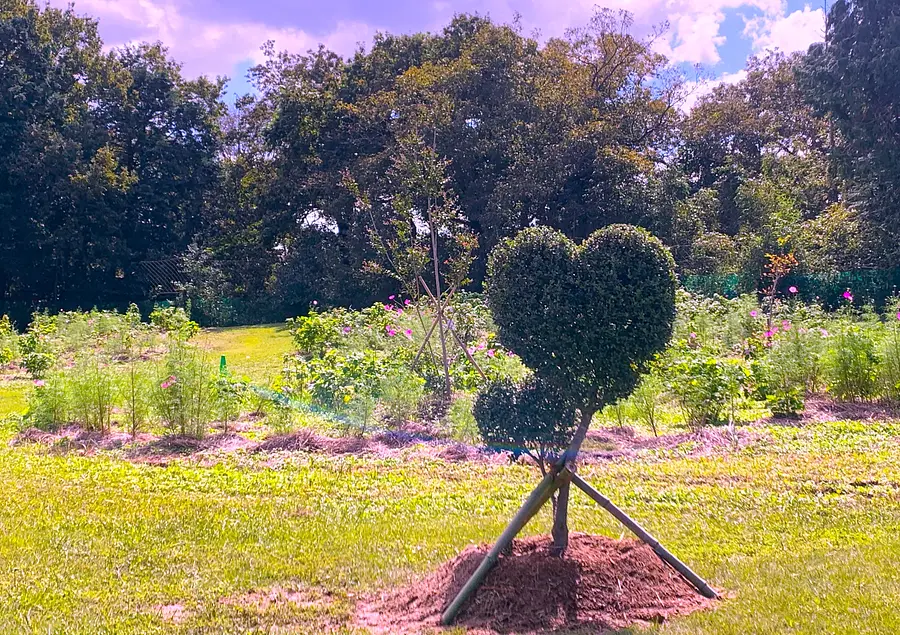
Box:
551 407 595 556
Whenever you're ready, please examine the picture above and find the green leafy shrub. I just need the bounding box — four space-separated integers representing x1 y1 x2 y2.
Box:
379 369 425 426
286 309 346 357
823 324 878 401
664 343 750 429
69 353 116 432
150 305 199 340
0 315 18 365
118 361 154 438
631 374 664 437
474 377 576 470
153 342 217 438
766 387 805 419
20 326 57 379
484 224 676 552
25 374 69 430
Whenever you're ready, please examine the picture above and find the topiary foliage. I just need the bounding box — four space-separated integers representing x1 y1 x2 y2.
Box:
486 224 677 413
474 376 576 469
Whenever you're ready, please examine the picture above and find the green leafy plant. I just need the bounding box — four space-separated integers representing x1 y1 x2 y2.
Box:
69 353 116 433
823 324 878 401
153 342 217 438
149 305 199 340
483 223 676 552
24 374 69 430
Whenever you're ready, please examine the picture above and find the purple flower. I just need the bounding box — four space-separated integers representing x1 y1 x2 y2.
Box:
843 290 853 301
896 310 900 321
750 310 758 318
33 379 45 387
343 326 352 334
507 351 515 357
789 286 798 294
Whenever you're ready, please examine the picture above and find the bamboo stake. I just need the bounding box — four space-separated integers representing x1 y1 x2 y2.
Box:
570 473 718 599
441 467 572 625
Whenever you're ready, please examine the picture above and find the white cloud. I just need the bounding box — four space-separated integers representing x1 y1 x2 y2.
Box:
51 0 376 79
680 69 748 111
744 5 825 54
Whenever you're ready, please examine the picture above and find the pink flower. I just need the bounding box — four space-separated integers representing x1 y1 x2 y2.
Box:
750 310 758 318
385 325 396 337
33 380 45 387
404 299 411 306
843 290 853 301
467 346 476 355
896 311 900 322
507 351 515 357
782 320 791 330
788 286 798 294
342 326 352 334
389 295 395 300
486 349 496 358
384 304 393 312
403 329 413 340
820 328 830 337
477 343 486 351
689 332 697 339
312 300 318 306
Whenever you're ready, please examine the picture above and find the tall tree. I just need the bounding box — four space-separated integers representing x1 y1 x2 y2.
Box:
799 0 900 264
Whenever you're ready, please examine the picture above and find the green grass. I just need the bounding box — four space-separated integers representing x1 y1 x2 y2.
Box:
1 420 900 633
4 325 900 633
197 324 295 384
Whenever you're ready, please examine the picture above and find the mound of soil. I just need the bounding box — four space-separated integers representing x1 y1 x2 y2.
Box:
356 533 715 634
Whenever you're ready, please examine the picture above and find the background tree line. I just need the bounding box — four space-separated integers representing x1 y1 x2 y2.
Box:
2 0 898 325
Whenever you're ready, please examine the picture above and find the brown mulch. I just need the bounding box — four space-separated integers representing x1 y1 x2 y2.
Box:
355 533 716 634
800 398 900 424
584 425 762 460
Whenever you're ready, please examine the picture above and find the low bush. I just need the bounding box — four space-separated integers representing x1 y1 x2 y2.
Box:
69 353 116 433
153 342 217 438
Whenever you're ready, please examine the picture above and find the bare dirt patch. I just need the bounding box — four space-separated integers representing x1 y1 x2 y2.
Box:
153 603 191 624
355 533 716 634
801 398 899 424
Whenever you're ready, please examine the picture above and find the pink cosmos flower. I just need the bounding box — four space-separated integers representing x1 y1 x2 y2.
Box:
896 311 900 322
343 326 352 334
384 304 393 312
404 299 411 306
385 325 396 337
843 290 853 301
782 320 791 330
403 329 413 340
689 332 697 339
789 286 798 294
312 300 318 306
820 328 830 337
389 295 395 300
507 351 515 357
764 330 774 338
477 343 486 350
486 349 496 358
33 379 45 387
750 310 758 318
467 346 476 355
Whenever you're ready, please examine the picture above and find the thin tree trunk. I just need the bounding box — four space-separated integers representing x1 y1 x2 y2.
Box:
551 407 596 555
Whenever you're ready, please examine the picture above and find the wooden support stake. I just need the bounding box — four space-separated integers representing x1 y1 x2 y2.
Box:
570 473 718 599
441 467 572 625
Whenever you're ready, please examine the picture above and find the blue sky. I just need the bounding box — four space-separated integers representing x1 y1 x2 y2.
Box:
49 0 826 106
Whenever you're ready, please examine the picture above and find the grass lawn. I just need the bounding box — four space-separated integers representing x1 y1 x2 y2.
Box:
2 326 900 633
197 324 295 384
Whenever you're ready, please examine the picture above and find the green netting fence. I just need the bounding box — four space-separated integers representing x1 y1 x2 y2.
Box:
682 268 900 309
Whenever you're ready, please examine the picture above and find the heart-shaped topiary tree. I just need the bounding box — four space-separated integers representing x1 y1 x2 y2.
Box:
481 223 677 553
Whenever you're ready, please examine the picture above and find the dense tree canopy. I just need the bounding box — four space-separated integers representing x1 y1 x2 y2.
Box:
2 0 899 323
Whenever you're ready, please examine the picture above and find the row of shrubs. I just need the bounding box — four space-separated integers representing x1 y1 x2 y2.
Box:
602 292 900 430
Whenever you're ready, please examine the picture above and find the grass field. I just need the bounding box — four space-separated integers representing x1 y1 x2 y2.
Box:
1 326 900 634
